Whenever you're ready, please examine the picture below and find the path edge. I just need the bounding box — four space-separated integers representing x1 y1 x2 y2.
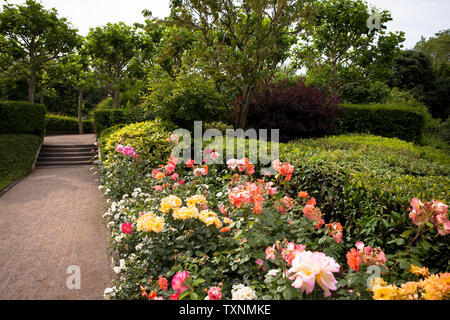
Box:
0 139 43 197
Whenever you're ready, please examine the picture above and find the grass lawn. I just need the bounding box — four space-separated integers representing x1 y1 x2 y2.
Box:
0 134 42 190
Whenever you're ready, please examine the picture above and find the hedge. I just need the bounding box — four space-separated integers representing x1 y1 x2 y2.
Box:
0 134 42 190
0 100 46 137
281 134 450 271
45 114 93 134
101 119 173 167
93 109 125 136
338 103 426 142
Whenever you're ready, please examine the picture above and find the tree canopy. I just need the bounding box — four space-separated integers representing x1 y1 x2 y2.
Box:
85 22 144 109
169 0 310 128
0 0 80 102
293 0 405 97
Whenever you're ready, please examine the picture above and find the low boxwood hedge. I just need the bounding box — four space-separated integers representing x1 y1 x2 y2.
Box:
338 104 426 142
281 134 450 271
0 100 46 137
45 114 93 134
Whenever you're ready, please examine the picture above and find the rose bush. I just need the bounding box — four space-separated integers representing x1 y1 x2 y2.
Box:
99 135 449 300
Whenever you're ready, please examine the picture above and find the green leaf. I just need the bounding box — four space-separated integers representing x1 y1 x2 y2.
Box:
401 230 413 238
283 287 293 300
192 279 205 287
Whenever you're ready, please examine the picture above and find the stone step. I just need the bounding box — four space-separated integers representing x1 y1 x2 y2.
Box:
36 143 97 167
35 161 93 167
40 147 96 152
41 144 96 149
37 156 95 162
38 151 95 157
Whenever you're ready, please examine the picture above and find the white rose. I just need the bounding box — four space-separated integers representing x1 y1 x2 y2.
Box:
267 269 280 277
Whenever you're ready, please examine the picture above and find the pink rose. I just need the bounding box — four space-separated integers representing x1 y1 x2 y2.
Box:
186 159 195 168
165 163 176 174
207 287 222 300
355 241 365 251
116 144 124 153
171 271 190 294
121 222 133 234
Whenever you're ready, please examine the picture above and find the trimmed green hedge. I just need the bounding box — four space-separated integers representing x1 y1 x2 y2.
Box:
102 120 172 163
45 114 93 134
338 104 426 142
94 109 125 136
0 101 46 137
0 134 42 190
281 134 450 271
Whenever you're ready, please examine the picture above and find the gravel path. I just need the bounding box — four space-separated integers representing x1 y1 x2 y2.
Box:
0 135 112 300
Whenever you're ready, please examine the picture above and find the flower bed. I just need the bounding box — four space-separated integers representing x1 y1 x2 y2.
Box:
98 137 449 300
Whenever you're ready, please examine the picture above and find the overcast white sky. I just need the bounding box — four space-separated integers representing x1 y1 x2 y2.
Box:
2 0 450 48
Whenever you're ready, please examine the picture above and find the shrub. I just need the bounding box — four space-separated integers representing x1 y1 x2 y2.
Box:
102 119 174 168
98 123 127 158
144 71 232 131
338 104 426 142
0 134 42 190
0 100 46 137
244 79 342 142
386 88 433 125
282 134 450 271
45 114 93 134
339 81 391 104
441 117 450 143
93 109 126 136
98 134 449 300
203 121 233 135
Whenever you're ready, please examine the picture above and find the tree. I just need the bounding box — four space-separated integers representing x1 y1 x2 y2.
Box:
140 14 198 79
293 0 404 97
59 50 95 134
390 50 449 119
169 0 308 128
414 29 450 77
85 22 142 109
0 0 80 102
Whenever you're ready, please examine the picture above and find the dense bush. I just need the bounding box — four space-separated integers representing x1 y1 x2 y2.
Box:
282 134 450 271
101 119 174 170
45 114 93 134
245 79 342 142
338 104 426 142
93 109 126 136
203 121 233 135
98 132 449 300
0 100 46 137
339 81 391 104
0 134 42 190
144 70 232 131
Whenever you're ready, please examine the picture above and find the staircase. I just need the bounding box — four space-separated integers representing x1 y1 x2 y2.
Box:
35 143 97 167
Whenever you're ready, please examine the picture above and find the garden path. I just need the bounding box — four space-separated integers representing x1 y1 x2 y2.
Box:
0 134 112 299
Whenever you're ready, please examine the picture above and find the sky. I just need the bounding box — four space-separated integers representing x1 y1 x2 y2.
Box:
2 0 449 49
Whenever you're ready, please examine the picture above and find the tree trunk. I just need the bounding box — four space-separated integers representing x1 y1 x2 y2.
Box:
39 92 44 105
78 88 84 134
331 58 338 99
112 89 120 109
28 70 36 103
235 86 254 129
